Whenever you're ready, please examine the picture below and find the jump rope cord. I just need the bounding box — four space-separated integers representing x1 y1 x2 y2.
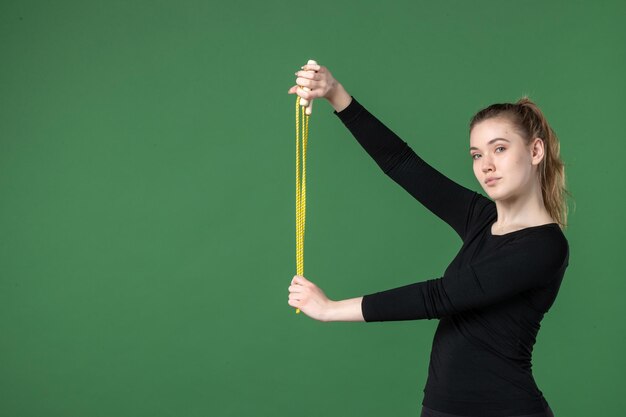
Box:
295 95 309 314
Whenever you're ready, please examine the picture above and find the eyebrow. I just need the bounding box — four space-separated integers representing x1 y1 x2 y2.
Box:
469 137 511 151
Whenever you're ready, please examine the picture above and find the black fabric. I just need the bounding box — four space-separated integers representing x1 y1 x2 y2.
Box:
420 404 555 417
333 97 568 417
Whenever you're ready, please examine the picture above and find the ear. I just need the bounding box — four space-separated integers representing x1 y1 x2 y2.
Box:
530 137 545 166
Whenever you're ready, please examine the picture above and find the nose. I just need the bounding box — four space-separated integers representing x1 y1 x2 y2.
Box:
481 155 495 173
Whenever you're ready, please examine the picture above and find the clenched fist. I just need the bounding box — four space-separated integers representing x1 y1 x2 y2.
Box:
288 275 332 321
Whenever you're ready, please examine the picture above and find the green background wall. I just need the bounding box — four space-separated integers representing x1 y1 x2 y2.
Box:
1 1 624 416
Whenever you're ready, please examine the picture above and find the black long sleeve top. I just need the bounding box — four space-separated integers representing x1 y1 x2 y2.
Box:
333 97 569 417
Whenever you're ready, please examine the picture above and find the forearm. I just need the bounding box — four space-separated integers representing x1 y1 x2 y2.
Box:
324 297 365 322
332 96 478 239
325 82 352 113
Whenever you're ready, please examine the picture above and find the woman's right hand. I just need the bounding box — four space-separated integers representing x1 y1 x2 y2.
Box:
287 63 351 112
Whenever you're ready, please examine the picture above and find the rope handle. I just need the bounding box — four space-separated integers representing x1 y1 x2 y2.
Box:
298 59 317 115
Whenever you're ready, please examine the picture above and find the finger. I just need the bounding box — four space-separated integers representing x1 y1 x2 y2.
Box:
292 275 308 285
296 70 321 80
288 85 298 94
305 102 313 116
300 86 319 104
291 88 310 101
295 77 313 88
295 70 319 80
288 299 301 308
302 63 321 72
289 292 305 301
295 87 311 100
289 284 304 293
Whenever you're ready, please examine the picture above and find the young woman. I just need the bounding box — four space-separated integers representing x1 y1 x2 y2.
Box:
287 62 569 417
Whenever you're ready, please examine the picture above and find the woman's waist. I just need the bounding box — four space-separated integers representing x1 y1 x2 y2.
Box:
422 389 549 417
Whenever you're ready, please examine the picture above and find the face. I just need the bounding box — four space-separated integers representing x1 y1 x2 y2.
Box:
469 117 544 202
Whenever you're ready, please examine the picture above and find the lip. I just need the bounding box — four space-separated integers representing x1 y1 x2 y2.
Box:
484 177 501 185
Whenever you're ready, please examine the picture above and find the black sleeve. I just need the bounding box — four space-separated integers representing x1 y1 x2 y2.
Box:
334 96 489 240
361 230 569 322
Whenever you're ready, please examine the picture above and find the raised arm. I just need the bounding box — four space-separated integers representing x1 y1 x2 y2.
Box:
333 96 489 240
289 62 489 240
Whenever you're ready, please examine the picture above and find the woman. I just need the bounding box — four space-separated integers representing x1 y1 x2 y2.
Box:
287 62 568 417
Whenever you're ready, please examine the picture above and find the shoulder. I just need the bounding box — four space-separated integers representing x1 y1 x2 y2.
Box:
511 224 569 268
522 223 568 245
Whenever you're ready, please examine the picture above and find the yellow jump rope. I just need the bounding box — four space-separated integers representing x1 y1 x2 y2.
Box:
294 59 316 314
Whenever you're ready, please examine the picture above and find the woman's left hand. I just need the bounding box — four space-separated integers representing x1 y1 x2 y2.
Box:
288 275 333 321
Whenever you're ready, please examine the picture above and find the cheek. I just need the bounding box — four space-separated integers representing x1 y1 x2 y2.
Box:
472 162 480 178
503 150 528 170
508 153 533 182
515 152 529 165
515 152 534 170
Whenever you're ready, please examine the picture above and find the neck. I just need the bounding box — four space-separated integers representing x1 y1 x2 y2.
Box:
493 179 554 232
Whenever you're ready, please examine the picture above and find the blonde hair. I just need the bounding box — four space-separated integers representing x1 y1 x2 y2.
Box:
469 96 569 228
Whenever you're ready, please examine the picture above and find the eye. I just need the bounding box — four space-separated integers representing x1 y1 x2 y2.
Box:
495 146 506 153
471 153 481 160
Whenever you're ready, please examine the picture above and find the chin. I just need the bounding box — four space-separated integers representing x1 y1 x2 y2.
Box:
482 187 509 202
